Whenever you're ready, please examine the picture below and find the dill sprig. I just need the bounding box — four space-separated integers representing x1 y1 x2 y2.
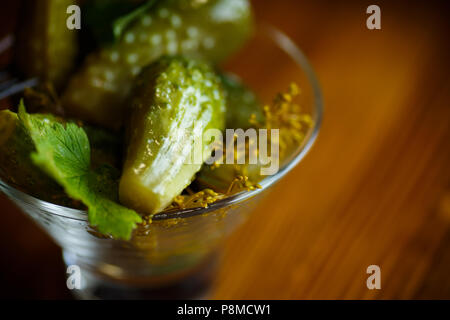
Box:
163 82 312 212
260 83 313 157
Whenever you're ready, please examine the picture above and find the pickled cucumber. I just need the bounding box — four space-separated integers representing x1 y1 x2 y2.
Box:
220 73 264 129
197 73 264 192
119 56 226 214
15 0 78 89
62 0 253 129
196 159 264 193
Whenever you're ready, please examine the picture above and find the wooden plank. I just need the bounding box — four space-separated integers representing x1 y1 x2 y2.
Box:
213 0 450 299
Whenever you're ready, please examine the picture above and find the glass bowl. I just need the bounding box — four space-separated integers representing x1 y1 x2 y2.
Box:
0 23 322 299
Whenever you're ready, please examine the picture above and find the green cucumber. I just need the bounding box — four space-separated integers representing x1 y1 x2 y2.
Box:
16 0 78 89
221 73 264 129
62 0 253 129
197 73 265 192
119 56 225 214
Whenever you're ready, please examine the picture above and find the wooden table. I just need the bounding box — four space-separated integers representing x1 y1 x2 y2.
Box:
1 0 449 299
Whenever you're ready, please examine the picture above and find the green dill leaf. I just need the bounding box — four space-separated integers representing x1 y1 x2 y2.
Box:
82 0 149 45
113 0 157 41
17 101 142 240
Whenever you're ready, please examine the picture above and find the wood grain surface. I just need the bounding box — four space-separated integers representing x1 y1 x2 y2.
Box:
0 0 449 299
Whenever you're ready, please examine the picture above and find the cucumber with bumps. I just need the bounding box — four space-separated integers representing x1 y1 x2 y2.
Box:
16 0 78 89
62 0 253 129
119 56 225 215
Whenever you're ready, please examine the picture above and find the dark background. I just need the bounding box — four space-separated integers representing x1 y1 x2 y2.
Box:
1 0 449 299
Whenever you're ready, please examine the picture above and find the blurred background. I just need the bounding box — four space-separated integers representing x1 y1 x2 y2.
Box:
0 0 449 299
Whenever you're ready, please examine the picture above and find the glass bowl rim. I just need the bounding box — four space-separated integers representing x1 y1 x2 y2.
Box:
0 23 323 222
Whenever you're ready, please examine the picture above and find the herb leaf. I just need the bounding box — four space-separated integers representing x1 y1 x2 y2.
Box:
17 102 142 240
113 0 157 41
82 0 157 45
